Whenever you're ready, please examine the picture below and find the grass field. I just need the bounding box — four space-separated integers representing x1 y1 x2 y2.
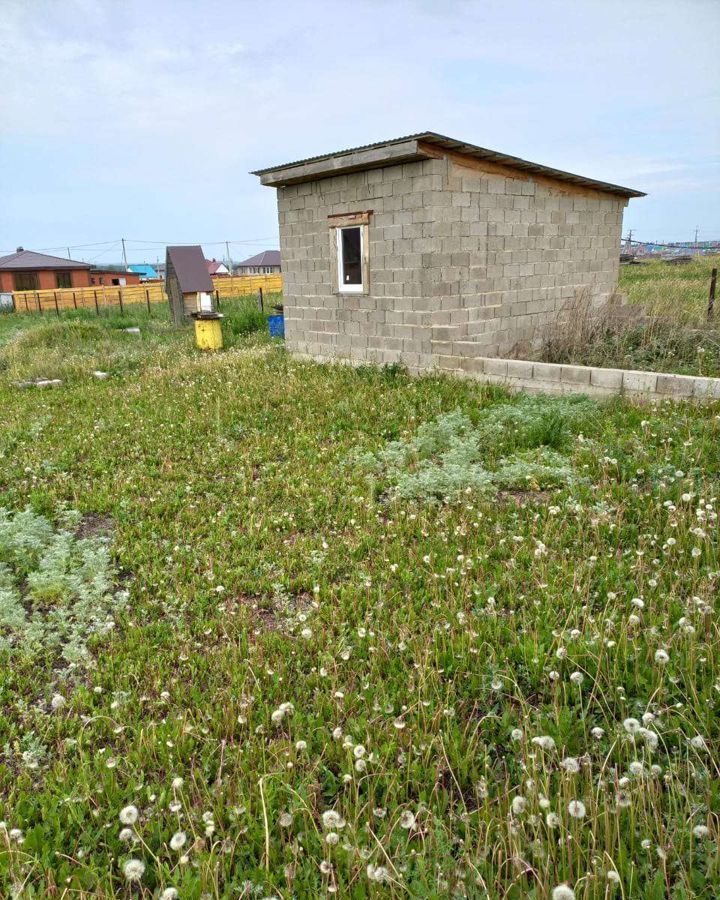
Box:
536 256 720 377
0 307 718 898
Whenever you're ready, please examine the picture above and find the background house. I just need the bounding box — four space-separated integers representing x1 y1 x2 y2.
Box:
128 263 159 281
234 250 281 275
0 248 92 291
90 267 141 287
253 132 643 371
206 258 230 276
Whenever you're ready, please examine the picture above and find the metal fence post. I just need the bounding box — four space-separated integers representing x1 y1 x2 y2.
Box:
118 289 124 315
53 291 60 317
258 286 264 313
708 267 717 319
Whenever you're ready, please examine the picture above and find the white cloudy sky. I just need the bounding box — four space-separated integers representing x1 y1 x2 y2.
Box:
1 0 718 263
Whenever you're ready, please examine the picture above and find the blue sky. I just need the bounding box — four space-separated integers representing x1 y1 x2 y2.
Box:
1 0 718 264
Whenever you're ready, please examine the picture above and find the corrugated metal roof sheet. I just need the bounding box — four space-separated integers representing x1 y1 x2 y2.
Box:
128 264 159 278
252 131 645 197
0 249 92 270
236 250 281 267
166 246 213 293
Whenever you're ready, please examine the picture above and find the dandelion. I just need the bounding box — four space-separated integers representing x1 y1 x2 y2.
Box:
623 718 641 735
552 885 575 900
567 800 586 819
325 831 340 845
172 777 184 790
693 824 709 839
399 810 416 829
353 744 367 759
119 827 134 842
367 863 390 883
169 831 187 850
320 860 333 875
278 812 293 828
511 728 523 741
654 649 670 665
119 805 139 825
546 812 561 828
689 735 707 751
607 870 620 883
301 627 312 639
531 735 556 751
511 796 527 815
50 693 66 711
160 890 179 900
591 727 605 739
321 810 346 830
560 757 580 774
122 858 145 882
569 671 584 686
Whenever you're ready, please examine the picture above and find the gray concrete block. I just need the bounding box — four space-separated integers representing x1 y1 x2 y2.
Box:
560 365 592 385
622 371 658 394
655 373 697 397
590 367 624 389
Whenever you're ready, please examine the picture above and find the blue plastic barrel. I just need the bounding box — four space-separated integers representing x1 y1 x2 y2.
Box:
268 315 285 338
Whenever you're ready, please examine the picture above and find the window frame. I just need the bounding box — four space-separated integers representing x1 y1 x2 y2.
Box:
55 272 72 288
13 271 39 291
329 211 371 296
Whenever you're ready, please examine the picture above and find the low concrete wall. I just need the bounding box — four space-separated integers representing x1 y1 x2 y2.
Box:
440 356 720 400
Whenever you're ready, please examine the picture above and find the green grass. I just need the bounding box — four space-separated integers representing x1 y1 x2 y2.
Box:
534 256 720 377
0 316 717 898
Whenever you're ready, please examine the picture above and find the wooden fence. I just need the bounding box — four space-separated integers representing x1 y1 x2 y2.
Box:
8 274 283 315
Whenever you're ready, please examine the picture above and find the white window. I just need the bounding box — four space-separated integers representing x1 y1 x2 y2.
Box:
336 225 363 292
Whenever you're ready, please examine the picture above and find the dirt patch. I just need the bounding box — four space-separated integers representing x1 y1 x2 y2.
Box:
75 513 115 540
233 591 313 635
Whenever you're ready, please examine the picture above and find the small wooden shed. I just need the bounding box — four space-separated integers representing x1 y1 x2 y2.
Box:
165 245 215 324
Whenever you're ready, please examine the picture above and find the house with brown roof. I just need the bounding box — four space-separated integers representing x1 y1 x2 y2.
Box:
234 250 281 275
0 248 93 292
253 132 644 372
206 258 230 276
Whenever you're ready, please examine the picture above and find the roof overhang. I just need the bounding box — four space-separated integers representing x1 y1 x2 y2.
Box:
251 132 646 198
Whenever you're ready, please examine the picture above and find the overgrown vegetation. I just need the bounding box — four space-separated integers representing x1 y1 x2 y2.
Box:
354 396 596 501
0 310 718 898
0 506 125 664
534 256 720 376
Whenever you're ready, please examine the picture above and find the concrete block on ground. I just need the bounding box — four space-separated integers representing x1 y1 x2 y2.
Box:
655 373 697 398
622 370 658 394
560 365 591 385
531 361 561 382
590 367 624 390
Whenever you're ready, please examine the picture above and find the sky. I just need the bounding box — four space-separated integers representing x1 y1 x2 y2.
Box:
1 0 719 265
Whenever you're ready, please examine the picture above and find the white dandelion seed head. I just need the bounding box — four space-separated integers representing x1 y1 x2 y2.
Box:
367 863 390 883
119 827 134 842
325 831 340 845
560 757 580 774
591 727 605 739
552 885 576 900
511 728 523 741
567 799 586 819
531 735 556 751
50 693 66 711
511 796 527 815
693 824 709 839
353 744 367 759
654 649 670 665
122 858 145 882
689 735 707 751
399 810 416 829
546 812 561 828
119 805 139 825
321 810 346 831
169 831 187 851
160 889 179 900
279 812 293 828
623 718 641 735
629 761 644 776
569 671 584 686
172 777 184 790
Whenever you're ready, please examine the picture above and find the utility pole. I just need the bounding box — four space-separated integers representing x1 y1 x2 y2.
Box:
67 247 72 260
225 240 232 274
121 237 129 270
625 230 633 253
694 227 700 256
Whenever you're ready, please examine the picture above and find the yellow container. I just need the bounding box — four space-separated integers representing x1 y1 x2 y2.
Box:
194 316 223 351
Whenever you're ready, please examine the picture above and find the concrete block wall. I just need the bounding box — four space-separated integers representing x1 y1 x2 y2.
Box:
277 150 628 370
432 355 720 402
277 158 448 369
430 157 626 361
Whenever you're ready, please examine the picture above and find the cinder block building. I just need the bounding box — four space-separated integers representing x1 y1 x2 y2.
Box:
253 133 644 371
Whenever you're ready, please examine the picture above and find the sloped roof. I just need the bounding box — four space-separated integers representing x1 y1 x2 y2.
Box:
166 245 213 293
128 264 159 278
252 131 645 198
0 249 92 270
236 250 281 267
206 259 228 275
